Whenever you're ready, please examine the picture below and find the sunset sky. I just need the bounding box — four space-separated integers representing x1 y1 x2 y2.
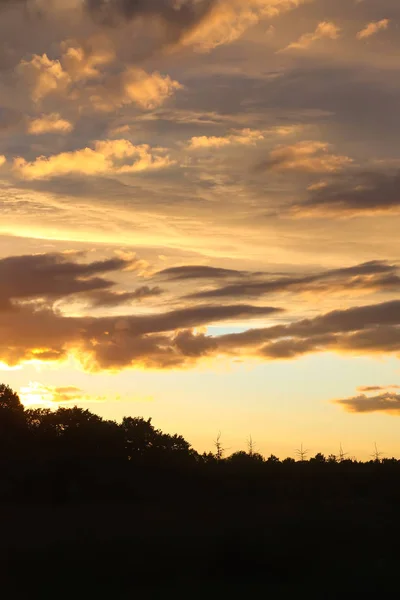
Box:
1 0 400 459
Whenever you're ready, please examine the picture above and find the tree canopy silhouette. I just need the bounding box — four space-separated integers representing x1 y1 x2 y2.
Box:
1 382 400 506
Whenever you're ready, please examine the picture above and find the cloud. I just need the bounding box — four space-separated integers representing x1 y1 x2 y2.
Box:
27 113 73 135
256 141 353 173
84 0 216 29
297 169 400 215
13 139 174 179
16 45 181 113
157 265 246 280
188 128 265 150
0 251 137 309
0 301 282 369
0 155 6 167
90 68 183 112
1 252 400 370
17 54 71 103
179 0 302 52
20 382 87 407
185 260 400 300
187 125 299 151
281 21 340 51
335 392 400 414
357 19 390 40
83 286 164 307
357 385 400 392
84 0 311 52
214 299 400 362
60 36 115 82
53 298 400 367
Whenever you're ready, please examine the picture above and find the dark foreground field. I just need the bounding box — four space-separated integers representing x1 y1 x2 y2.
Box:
2 472 400 597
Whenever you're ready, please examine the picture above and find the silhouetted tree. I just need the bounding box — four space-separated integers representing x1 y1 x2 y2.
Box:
267 454 280 464
0 384 26 455
310 453 326 463
247 435 256 456
2 381 400 521
214 431 226 460
371 442 384 463
295 443 309 462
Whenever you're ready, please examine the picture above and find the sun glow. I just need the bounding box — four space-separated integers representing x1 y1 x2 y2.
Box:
20 382 54 407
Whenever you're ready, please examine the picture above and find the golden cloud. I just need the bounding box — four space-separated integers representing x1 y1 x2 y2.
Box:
356 19 390 41
281 21 340 51
75 67 182 112
60 36 116 81
259 141 353 173
181 0 313 52
17 47 181 114
20 381 84 407
27 113 73 135
19 381 106 407
17 54 71 103
188 128 265 150
13 139 174 179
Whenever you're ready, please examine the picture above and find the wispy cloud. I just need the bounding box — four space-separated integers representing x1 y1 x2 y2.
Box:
357 19 390 40
19 381 105 407
280 21 340 52
256 141 352 173
357 385 400 392
295 168 400 216
188 128 265 150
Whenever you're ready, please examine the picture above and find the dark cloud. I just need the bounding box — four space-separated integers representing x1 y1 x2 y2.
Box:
87 303 282 337
299 170 400 215
83 286 163 307
0 301 281 369
357 385 400 392
1 261 400 368
215 299 400 360
84 0 215 43
0 251 137 308
157 265 246 280
335 392 400 415
185 261 400 300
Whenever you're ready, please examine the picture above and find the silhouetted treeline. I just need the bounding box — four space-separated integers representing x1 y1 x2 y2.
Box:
2 382 400 503
3 382 400 594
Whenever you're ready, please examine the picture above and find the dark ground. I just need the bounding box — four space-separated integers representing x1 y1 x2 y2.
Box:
2 487 399 597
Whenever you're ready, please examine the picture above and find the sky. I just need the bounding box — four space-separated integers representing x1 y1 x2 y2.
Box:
1 0 400 460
